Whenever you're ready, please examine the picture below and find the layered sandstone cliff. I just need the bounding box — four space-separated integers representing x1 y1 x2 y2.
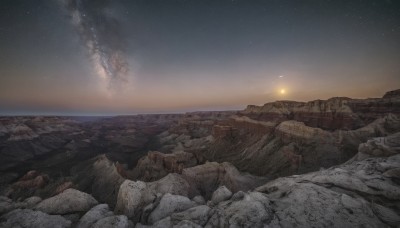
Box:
242 90 400 130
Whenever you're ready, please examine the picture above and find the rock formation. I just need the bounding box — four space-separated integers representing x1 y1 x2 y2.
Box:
35 188 98 215
129 151 200 181
242 91 400 130
254 138 400 227
0 209 71 228
197 113 400 178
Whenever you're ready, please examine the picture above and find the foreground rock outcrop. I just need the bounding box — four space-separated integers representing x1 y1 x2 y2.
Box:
69 155 126 208
147 193 197 224
0 188 133 228
77 204 113 228
114 173 191 222
251 132 400 228
35 188 98 215
0 209 71 228
1 133 399 227
135 133 400 227
255 155 400 227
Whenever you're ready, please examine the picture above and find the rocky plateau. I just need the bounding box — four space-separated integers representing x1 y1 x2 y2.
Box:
0 89 399 227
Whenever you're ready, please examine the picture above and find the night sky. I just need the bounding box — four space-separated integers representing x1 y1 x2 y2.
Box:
1 0 399 115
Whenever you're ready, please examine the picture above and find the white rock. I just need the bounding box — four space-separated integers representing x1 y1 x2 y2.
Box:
92 215 130 228
148 194 197 224
148 174 190 197
191 196 205 205
77 204 113 228
372 203 400 226
115 176 192 222
0 196 42 215
35 188 98 214
171 205 211 226
23 196 42 207
0 209 71 228
211 186 232 205
173 220 202 228
114 180 154 220
135 217 172 228
206 192 272 228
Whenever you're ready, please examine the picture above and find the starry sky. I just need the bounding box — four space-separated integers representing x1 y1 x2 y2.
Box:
0 0 399 115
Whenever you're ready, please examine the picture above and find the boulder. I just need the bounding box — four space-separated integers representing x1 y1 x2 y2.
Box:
131 151 199 181
115 174 192 221
114 180 155 221
0 209 71 228
173 220 202 228
182 162 265 199
205 192 272 228
191 196 205 205
77 204 114 228
148 173 191 197
35 188 98 214
135 217 172 228
0 196 42 215
63 213 80 224
70 155 126 208
23 196 42 206
170 205 211 226
148 193 197 224
91 215 131 228
210 186 232 205
88 155 126 208
0 197 13 215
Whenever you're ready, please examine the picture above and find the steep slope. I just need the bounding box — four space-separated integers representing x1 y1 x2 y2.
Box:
204 115 400 177
157 90 400 178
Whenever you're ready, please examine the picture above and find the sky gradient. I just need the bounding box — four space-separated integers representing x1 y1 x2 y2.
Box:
1 0 400 115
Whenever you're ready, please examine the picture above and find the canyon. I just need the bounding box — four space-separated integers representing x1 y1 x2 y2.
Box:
0 89 399 227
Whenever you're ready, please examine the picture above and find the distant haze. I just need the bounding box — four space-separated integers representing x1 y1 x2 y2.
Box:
1 0 399 115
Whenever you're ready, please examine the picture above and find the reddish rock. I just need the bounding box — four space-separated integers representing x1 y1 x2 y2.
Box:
19 170 40 181
54 181 74 195
12 171 49 189
131 151 199 181
242 95 400 130
212 125 238 140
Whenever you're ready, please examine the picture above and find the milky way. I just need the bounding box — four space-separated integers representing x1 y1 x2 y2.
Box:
63 0 129 90
1 0 399 114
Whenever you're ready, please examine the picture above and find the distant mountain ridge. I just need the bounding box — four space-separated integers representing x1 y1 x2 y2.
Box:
242 89 400 130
